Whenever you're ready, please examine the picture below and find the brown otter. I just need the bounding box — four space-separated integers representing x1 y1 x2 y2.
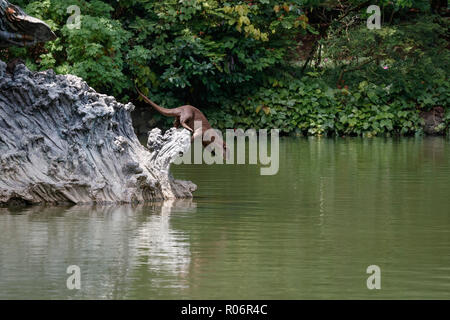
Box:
136 86 229 159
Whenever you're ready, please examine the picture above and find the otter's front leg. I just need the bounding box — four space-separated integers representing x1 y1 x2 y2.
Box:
191 128 202 143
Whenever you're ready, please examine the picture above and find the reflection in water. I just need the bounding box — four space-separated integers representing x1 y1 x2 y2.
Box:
129 200 195 292
0 200 196 299
0 137 450 299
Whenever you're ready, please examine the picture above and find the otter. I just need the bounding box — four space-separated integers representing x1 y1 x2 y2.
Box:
136 86 229 159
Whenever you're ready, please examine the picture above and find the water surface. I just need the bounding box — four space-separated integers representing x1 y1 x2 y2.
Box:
0 137 449 299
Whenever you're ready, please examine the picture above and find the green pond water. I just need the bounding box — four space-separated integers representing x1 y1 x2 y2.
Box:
0 137 449 299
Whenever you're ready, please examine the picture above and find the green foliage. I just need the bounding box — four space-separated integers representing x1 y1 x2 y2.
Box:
207 75 426 137
0 0 448 136
1 0 307 104
322 15 449 109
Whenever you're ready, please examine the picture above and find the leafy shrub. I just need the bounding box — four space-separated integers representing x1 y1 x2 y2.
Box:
207 76 428 137
1 1 448 136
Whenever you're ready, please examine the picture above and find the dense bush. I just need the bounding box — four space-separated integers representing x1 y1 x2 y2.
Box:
206 76 426 136
1 0 448 136
206 13 450 137
2 0 309 100
320 14 450 109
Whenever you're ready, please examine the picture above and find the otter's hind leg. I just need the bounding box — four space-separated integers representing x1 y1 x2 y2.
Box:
174 117 181 128
180 113 194 132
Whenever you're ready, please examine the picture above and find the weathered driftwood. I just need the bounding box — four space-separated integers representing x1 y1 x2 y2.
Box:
0 61 196 205
0 0 56 47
